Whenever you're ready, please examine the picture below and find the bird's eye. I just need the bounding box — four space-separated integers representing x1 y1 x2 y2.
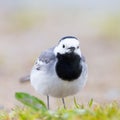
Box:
77 46 79 49
63 44 65 48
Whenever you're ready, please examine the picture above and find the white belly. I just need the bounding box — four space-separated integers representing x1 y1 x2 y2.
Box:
30 68 87 98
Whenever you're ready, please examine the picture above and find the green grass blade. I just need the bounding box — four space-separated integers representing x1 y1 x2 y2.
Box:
15 92 47 111
74 97 81 108
88 98 93 108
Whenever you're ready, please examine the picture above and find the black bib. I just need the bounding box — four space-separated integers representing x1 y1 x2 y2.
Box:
56 53 82 81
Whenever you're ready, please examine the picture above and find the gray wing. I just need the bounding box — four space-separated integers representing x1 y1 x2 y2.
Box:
81 54 88 78
34 47 56 70
81 55 86 62
19 47 56 83
39 47 56 63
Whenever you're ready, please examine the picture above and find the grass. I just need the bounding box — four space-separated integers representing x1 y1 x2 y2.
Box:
0 92 120 120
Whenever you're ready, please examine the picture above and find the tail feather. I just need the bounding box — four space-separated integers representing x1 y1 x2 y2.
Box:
19 75 30 83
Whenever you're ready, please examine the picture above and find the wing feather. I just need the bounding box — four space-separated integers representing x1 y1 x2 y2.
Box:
34 47 56 70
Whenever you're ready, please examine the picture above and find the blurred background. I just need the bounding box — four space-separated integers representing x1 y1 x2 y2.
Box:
0 0 120 109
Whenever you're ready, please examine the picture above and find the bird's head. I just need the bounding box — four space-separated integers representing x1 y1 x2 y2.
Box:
54 36 81 57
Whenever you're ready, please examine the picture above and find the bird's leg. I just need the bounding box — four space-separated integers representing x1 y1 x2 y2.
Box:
62 98 66 109
47 95 49 109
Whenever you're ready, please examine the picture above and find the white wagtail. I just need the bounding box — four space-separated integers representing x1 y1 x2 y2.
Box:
30 36 88 109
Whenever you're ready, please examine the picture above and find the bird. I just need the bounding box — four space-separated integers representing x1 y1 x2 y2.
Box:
30 36 88 109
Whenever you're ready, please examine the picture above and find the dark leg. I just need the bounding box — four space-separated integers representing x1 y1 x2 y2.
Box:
62 98 66 109
47 95 49 109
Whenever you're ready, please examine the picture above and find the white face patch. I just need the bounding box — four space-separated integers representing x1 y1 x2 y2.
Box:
54 38 82 56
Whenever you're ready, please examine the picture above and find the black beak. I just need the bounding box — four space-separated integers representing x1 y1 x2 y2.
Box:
68 47 75 52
